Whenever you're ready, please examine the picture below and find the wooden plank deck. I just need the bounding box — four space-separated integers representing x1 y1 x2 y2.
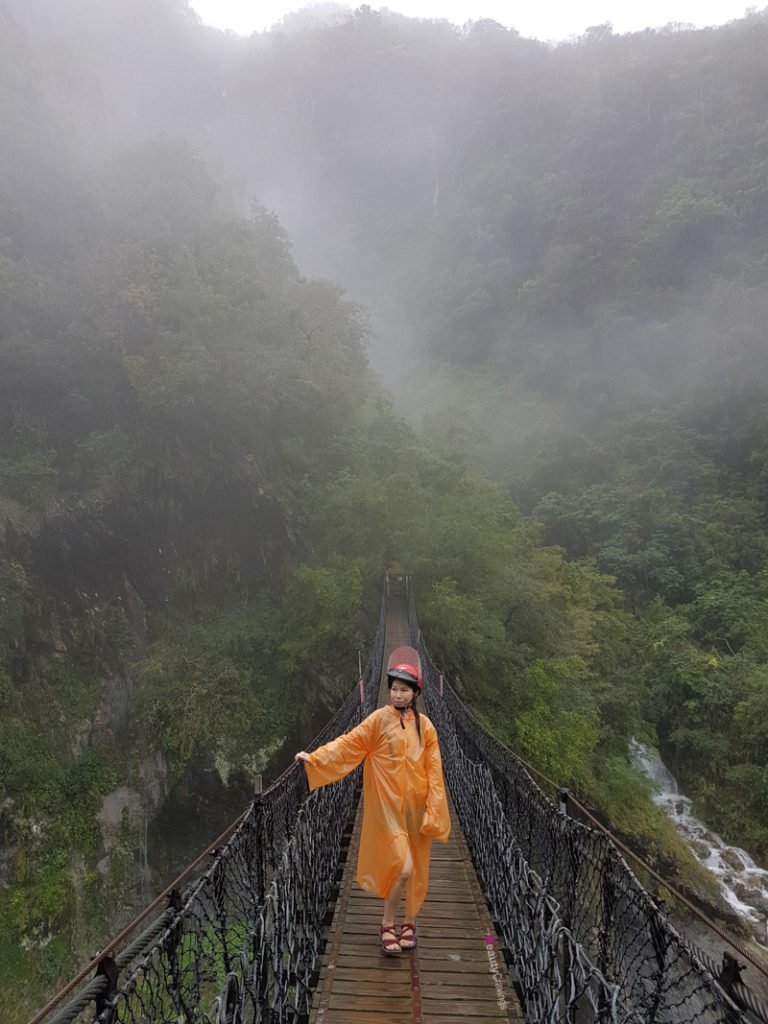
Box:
309 588 524 1024
310 796 523 1024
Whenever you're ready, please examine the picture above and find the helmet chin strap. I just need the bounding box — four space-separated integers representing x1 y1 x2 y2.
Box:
392 692 413 727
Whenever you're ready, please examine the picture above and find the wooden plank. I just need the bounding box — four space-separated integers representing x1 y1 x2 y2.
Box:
323 1014 412 1024
333 967 492 984
326 980 410 997
422 1017 516 1024
422 991 504 1004
418 949 493 963
330 956 410 970
329 993 412 1009
346 903 473 919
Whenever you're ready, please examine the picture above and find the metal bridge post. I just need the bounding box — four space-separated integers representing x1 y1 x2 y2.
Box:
598 865 616 1018
648 899 671 1024
558 787 569 816
252 794 266 909
211 847 233 976
557 788 577 1024
93 954 118 1024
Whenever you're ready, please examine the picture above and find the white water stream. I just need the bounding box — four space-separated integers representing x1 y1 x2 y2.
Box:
631 740 768 940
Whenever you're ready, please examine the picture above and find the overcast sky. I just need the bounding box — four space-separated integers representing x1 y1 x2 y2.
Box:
190 0 754 40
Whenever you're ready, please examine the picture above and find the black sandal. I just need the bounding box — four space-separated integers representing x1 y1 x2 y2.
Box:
379 924 402 956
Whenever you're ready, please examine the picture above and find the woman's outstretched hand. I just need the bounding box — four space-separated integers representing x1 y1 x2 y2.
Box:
295 751 310 762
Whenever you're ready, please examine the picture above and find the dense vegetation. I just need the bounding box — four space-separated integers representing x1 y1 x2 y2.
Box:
2 0 768 1016
203 0 768 856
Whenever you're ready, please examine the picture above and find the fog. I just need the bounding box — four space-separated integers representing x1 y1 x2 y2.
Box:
6 4 768 1014
6 0 767 412
3 0 765 503
6 0 768 464
190 0 757 42
203 2 768 464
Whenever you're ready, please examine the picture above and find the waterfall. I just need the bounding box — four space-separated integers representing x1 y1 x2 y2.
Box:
630 740 768 940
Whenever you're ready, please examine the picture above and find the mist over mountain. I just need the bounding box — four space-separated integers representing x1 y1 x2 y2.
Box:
10 0 767 408
3 0 768 1016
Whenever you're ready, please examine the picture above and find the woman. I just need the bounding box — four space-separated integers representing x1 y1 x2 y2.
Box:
295 646 451 955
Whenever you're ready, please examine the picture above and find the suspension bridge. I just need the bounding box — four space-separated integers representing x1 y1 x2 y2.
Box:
30 575 768 1024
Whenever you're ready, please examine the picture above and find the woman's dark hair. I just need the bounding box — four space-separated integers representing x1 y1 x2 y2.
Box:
411 689 422 742
388 678 422 742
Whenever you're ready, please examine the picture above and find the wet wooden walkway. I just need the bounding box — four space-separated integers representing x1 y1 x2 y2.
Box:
309 589 523 1024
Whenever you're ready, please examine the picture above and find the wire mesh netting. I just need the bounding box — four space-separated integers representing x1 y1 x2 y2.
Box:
408 594 745 1024
46 597 386 1024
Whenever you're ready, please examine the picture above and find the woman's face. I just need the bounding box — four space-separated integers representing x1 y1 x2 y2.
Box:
389 681 415 708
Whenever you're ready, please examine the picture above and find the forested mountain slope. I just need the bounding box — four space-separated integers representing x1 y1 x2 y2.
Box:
204 6 768 389
204 0 768 862
3 0 768 1016
196 1 768 860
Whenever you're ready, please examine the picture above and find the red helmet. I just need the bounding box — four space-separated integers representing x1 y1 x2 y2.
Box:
386 646 423 690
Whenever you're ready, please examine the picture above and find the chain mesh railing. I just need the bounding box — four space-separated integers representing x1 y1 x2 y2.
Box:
408 593 744 1024
42 594 386 1024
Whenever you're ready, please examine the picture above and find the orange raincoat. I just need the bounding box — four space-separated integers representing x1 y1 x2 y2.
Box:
304 704 451 918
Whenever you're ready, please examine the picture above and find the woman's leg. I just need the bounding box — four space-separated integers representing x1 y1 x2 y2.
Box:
381 845 414 926
399 834 432 948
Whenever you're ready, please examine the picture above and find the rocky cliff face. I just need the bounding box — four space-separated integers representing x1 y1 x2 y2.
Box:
1 571 166 964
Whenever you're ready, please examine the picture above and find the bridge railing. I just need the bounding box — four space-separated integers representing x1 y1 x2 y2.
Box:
408 591 740 1024
39 592 386 1024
